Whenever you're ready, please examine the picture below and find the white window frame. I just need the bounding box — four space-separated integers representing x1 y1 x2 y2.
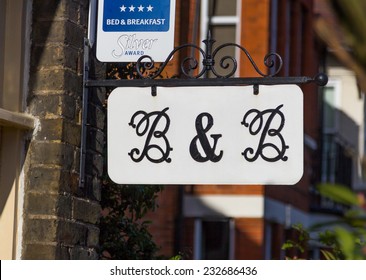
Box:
193 218 235 260
199 0 241 76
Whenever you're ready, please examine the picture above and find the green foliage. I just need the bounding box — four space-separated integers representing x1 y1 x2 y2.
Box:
170 255 183 260
281 224 309 259
317 183 360 206
282 184 366 260
99 62 166 260
317 230 344 260
331 0 366 69
107 63 142 80
99 180 164 259
106 61 166 81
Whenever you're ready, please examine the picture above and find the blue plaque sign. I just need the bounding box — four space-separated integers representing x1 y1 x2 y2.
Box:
102 0 170 32
97 0 176 62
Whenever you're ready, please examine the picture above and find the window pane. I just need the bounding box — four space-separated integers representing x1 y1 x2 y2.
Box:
323 86 336 130
209 0 237 16
201 220 230 259
210 25 236 77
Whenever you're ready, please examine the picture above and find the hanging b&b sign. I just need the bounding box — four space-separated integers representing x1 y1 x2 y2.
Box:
96 0 176 62
108 85 304 185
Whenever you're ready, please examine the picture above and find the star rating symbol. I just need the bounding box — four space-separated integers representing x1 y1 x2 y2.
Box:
119 4 154 13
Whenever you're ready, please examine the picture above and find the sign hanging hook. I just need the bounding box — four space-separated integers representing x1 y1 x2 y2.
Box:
253 84 259 95
151 85 157 96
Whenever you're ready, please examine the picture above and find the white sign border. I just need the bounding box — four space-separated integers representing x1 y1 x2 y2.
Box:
108 85 304 185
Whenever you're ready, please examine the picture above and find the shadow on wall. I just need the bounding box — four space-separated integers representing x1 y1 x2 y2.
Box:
146 187 264 260
0 2 59 216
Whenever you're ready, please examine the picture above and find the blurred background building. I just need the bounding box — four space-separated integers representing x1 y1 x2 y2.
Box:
146 0 366 260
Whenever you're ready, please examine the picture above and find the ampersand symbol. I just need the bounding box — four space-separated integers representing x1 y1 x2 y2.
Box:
189 112 223 162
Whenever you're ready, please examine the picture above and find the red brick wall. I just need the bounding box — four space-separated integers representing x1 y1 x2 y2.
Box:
190 185 264 195
267 221 285 260
235 218 264 259
182 218 195 259
240 0 270 77
145 187 181 258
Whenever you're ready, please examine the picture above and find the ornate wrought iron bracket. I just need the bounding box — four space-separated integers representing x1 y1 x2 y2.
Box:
79 34 328 188
85 32 328 89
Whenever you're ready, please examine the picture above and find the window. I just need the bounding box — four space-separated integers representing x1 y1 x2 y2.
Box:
321 80 353 186
321 83 340 183
194 218 234 259
199 0 241 77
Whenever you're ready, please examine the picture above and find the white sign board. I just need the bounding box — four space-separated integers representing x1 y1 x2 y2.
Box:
96 0 176 62
108 85 303 185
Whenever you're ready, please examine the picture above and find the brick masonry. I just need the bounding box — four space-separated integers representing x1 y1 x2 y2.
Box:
22 0 104 259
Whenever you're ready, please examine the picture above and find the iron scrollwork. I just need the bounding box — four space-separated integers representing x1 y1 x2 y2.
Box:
136 33 283 79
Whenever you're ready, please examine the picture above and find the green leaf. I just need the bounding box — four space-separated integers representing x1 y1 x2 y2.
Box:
321 249 338 260
281 241 295 250
334 227 355 260
316 183 360 206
